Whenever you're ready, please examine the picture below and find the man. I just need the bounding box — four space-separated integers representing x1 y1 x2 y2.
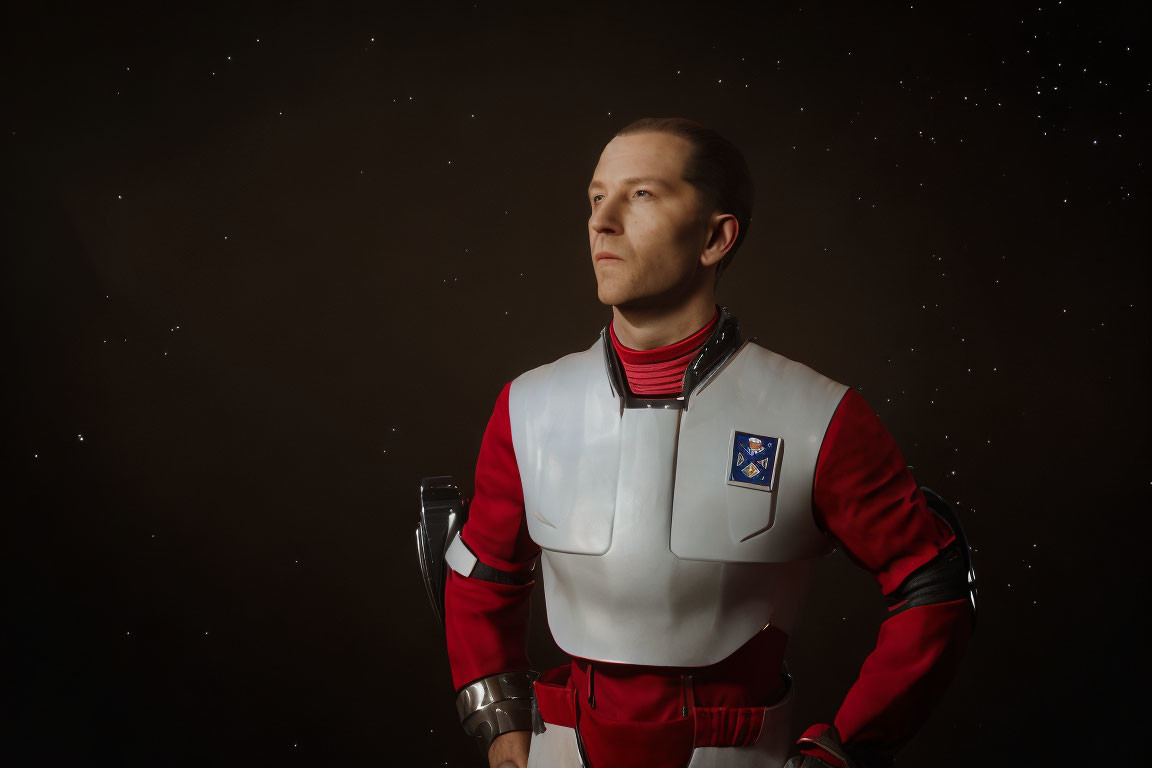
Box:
431 117 974 768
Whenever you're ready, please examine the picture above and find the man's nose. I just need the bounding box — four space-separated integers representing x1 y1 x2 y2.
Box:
589 196 622 234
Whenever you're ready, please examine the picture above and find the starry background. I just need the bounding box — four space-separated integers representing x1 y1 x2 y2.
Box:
2 1 1148 765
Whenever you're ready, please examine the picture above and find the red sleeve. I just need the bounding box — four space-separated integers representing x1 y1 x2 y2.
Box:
799 388 972 761
443 381 541 691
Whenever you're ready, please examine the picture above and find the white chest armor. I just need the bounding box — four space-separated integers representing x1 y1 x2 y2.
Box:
507 326 848 667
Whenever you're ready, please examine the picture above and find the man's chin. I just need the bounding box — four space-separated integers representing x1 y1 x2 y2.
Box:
597 276 683 310
597 288 645 308
596 283 627 307
602 284 698 314
601 294 660 313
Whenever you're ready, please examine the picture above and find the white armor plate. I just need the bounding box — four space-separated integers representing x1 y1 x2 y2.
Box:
508 335 848 666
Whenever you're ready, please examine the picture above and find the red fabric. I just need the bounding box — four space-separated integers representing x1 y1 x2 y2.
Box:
533 664 578 728
830 599 972 750
812 388 957 596
534 661 769 768
799 387 972 759
443 353 971 761
443 381 539 690
693 706 766 748
568 625 788 722
608 307 718 395
578 696 696 768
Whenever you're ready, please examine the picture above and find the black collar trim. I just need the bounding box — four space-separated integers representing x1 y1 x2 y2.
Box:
600 306 743 412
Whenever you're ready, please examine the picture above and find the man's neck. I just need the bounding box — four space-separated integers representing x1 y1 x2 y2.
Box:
610 292 718 351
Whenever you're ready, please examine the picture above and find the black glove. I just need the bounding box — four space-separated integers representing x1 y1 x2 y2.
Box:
784 756 843 768
790 723 895 768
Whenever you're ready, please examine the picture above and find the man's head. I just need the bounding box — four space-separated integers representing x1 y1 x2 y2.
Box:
587 117 753 310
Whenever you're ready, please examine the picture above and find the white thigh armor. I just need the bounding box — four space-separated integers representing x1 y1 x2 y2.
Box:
508 311 849 667
527 724 585 768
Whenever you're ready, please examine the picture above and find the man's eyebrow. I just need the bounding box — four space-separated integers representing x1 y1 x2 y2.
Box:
587 176 672 192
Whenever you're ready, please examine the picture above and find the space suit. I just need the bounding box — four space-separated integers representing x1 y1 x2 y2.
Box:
417 306 975 768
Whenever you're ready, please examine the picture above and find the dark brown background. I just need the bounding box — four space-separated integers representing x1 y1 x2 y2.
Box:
2 1 1148 764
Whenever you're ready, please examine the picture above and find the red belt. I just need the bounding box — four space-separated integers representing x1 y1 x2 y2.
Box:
533 664 768 768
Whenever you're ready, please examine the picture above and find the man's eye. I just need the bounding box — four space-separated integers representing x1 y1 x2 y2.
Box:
590 190 650 205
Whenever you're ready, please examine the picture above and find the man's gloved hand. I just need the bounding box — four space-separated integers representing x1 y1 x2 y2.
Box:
789 723 859 768
784 756 842 768
787 723 895 768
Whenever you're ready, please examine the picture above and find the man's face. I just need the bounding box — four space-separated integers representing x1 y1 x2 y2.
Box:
587 132 712 309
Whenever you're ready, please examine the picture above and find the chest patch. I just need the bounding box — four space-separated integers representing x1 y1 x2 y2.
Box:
727 431 783 492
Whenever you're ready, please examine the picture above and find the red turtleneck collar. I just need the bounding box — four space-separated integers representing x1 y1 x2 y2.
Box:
609 308 719 397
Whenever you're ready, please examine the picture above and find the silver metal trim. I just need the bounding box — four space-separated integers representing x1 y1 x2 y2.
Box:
415 476 467 625
455 670 541 752
455 670 540 722
685 336 753 410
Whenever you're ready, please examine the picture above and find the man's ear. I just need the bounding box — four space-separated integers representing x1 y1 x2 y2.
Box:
701 213 738 268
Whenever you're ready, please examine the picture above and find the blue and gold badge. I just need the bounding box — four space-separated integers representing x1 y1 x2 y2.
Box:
726 431 783 491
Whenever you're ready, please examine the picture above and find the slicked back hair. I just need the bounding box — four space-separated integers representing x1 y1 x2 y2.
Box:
613 117 754 282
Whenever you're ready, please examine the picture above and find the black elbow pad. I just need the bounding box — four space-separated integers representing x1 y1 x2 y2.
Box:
884 487 978 627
